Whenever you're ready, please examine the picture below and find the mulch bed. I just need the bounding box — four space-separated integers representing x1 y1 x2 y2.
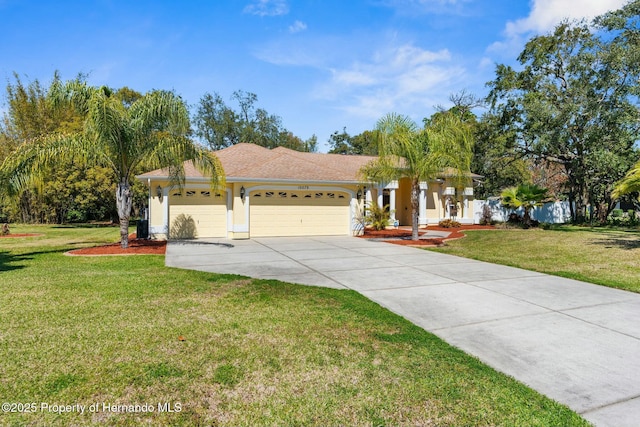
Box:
66 234 167 256
0 234 42 238
359 225 495 247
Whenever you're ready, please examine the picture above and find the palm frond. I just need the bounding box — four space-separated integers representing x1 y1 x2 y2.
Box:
613 160 640 199
0 134 84 196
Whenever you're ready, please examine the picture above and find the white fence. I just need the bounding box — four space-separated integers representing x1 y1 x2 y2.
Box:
474 199 571 224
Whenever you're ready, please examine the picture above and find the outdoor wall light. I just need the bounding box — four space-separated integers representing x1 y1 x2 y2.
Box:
240 185 246 201
156 185 163 202
356 188 363 200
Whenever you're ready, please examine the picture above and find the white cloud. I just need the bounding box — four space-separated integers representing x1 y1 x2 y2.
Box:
243 0 289 17
288 20 307 34
505 0 627 36
315 43 465 120
488 0 627 60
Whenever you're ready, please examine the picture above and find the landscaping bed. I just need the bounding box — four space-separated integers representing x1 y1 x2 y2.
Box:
360 224 495 246
66 233 166 255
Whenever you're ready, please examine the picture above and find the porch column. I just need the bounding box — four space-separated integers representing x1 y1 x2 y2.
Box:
365 187 373 207
419 182 428 226
462 187 473 220
389 189 396 221
162 187 169 235
377 186 384 209
463 196 469 219
387 180 398 221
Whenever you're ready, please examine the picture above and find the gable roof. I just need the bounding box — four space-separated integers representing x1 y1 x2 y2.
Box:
137 143 377 184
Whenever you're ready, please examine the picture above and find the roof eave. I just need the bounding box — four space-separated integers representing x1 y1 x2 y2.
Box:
135 175 365 185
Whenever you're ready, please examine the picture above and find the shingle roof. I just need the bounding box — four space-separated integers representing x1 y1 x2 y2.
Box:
137 143 482 183
137 143 377 183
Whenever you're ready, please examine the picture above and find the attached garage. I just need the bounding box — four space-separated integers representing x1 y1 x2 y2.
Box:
169 189 227 238
139 144 377 239
249 189 350 237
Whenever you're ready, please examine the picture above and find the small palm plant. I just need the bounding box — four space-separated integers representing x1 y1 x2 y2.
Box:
365 203 391 231
501 184 550 227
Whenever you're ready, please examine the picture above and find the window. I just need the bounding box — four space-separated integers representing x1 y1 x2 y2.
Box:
265 192 274 198
186 191 196 197
291 193 299 198
278 191 287 198
200 191 211 197
304 194 312 198
315 192 323 198
254 192 262 197
327 192 335 198
214 192 223 198
338 194 345 199
172 192 182 197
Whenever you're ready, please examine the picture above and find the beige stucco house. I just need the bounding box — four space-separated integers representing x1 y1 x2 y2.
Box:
137 143 479 239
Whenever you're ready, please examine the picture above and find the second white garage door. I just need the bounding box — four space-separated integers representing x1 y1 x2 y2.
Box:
250 190 350 237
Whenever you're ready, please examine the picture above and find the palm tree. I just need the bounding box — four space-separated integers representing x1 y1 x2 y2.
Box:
0 80 224 248
501 184 549 226
613 159 640 199
360 112 473 240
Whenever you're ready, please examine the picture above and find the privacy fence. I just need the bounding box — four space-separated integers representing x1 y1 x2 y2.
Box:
473 200 572 224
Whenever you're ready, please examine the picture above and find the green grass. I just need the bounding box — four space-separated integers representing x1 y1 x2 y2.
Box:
432 225 640 292
0 225 589 426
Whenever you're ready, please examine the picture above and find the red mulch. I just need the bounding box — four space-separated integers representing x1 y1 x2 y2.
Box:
0 233 42 238
359 225 495 246
66 234 166 256
357 228 427 239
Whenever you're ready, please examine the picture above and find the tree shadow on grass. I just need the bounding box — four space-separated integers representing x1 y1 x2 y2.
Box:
590 236 640 250
0 250 31 272
0 248 70 273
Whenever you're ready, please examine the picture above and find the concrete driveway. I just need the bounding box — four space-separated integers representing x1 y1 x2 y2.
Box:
166 236 640 427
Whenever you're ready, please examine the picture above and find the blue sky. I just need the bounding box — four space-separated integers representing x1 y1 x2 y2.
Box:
0 0 628 151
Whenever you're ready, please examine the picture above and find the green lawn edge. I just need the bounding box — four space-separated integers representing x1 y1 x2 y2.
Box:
430 225 640 293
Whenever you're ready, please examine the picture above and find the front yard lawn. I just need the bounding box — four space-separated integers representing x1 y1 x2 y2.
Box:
0 225 589 426
432 225 640 293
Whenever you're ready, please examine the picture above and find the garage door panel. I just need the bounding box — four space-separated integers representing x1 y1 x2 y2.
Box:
169 192 227 238
250 190 349 237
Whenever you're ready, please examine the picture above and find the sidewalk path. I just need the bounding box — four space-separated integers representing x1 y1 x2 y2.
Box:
166 236 640 427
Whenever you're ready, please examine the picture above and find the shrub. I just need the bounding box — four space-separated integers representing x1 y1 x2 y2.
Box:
608 209 628 227
506 213 541 229
438 219 461 228
1 223 9 236
65 209 87 223
365 203 391 231
480 204 493 225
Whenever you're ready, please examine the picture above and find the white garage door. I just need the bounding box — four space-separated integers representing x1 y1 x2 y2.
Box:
250 190 350 237
169 189 227 238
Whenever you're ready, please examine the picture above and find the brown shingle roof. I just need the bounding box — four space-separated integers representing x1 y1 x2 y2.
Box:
137 143 377 183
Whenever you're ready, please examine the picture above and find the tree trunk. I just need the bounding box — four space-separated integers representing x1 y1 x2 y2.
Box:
522 207 532 227
411 178 419 241
568 192 576 222
116 181 133 249
574 190 588 224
